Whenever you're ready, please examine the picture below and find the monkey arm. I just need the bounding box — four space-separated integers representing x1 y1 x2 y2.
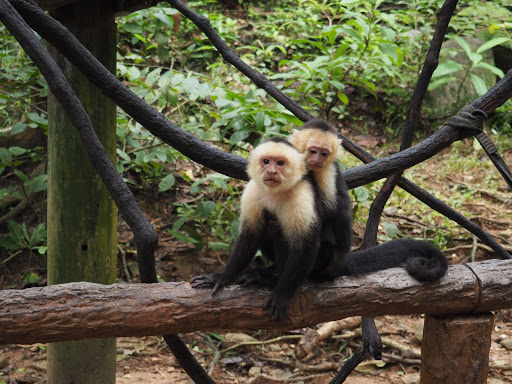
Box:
190 227 262 294
265 240 320 322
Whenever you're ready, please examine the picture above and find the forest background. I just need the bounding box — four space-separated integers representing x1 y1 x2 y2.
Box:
1 0 512 383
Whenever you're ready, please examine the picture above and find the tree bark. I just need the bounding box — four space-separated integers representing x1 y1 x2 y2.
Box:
1 259 511 345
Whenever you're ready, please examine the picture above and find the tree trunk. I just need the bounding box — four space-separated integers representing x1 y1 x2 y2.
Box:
47 1 117 383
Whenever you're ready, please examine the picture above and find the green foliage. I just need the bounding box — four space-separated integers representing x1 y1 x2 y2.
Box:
0 146 47 201
167 173 241 251
1 220 47 261
2 0 506 256
429 36 506 103
0 24 47 131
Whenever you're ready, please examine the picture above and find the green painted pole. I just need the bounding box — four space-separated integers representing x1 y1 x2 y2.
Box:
47 1 117 383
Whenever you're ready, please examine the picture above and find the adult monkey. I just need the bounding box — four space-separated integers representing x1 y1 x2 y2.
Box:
191 135 448 323
191 137 322 321
290 118 447 371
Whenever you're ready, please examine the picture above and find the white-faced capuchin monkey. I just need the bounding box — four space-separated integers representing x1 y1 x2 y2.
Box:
290 118 448 282
191 137 323 321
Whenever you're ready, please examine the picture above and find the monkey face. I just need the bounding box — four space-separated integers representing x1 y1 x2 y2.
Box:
248 140 306 193
306 142 332 170
261 157 287 187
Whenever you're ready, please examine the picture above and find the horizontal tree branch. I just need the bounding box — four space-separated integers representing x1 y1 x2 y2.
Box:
1 259 511 345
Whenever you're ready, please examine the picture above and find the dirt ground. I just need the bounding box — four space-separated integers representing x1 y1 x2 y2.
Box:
1 139 512 383
1 312 511 384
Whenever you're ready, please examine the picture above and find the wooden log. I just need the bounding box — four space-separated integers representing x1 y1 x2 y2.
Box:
420 313 494 384
1 259 511 345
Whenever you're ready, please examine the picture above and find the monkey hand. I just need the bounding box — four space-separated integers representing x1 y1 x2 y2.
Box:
190 272 233 296
190 273 222 289
264 293 290 323
236 267 278 288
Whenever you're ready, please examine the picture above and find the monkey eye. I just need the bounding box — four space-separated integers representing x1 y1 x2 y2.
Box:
263 159 270 164
310 149 317 154
322 152 328 157
277 160 285 166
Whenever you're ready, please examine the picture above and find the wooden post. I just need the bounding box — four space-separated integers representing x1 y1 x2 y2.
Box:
420 313 494 384
47 1 117 383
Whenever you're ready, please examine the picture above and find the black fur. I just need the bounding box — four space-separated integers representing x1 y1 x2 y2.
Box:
302 118 338 134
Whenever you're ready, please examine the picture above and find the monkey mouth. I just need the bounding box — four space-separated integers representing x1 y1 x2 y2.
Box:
308 163 322 170
264 178 281 187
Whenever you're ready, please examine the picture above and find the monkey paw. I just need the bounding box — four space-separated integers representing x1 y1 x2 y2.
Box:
236 267 277 288
264 294 290 323
190 273 221 289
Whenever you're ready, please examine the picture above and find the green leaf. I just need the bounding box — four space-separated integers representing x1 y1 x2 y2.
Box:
21 272 39 284
470 73 488 96
476 37 509 54
229 130 250 144
127 66 141 80
213 178 229 190
182 225 203 243
116 148 131 162
13 169 29 182
337 92 349 105
122 22 142 34
353 186 370 202
182 77 199 94
431 61 463 78
7 220 24 245
382 221 399 239
428 77 456 91
170 230 198 244
207 242 231 251
378 43 398 63
146 68 161 86
475 62 505 78
0 148 13 165
26 112 47 126
454 36 473 57
171 216 187 231
154 13 173 26
133 33 147 44
329 80 345 92
158 173 176 192
30 223 47 245
155 32 169 46
196 201 216 218
27 174 48 193
9 146 27 156
10 124 26 135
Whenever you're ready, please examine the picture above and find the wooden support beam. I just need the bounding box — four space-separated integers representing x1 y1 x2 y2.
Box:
1 259 511 345
420 313 494 384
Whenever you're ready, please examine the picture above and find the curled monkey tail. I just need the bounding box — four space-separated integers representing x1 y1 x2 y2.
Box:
344 239 448 282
